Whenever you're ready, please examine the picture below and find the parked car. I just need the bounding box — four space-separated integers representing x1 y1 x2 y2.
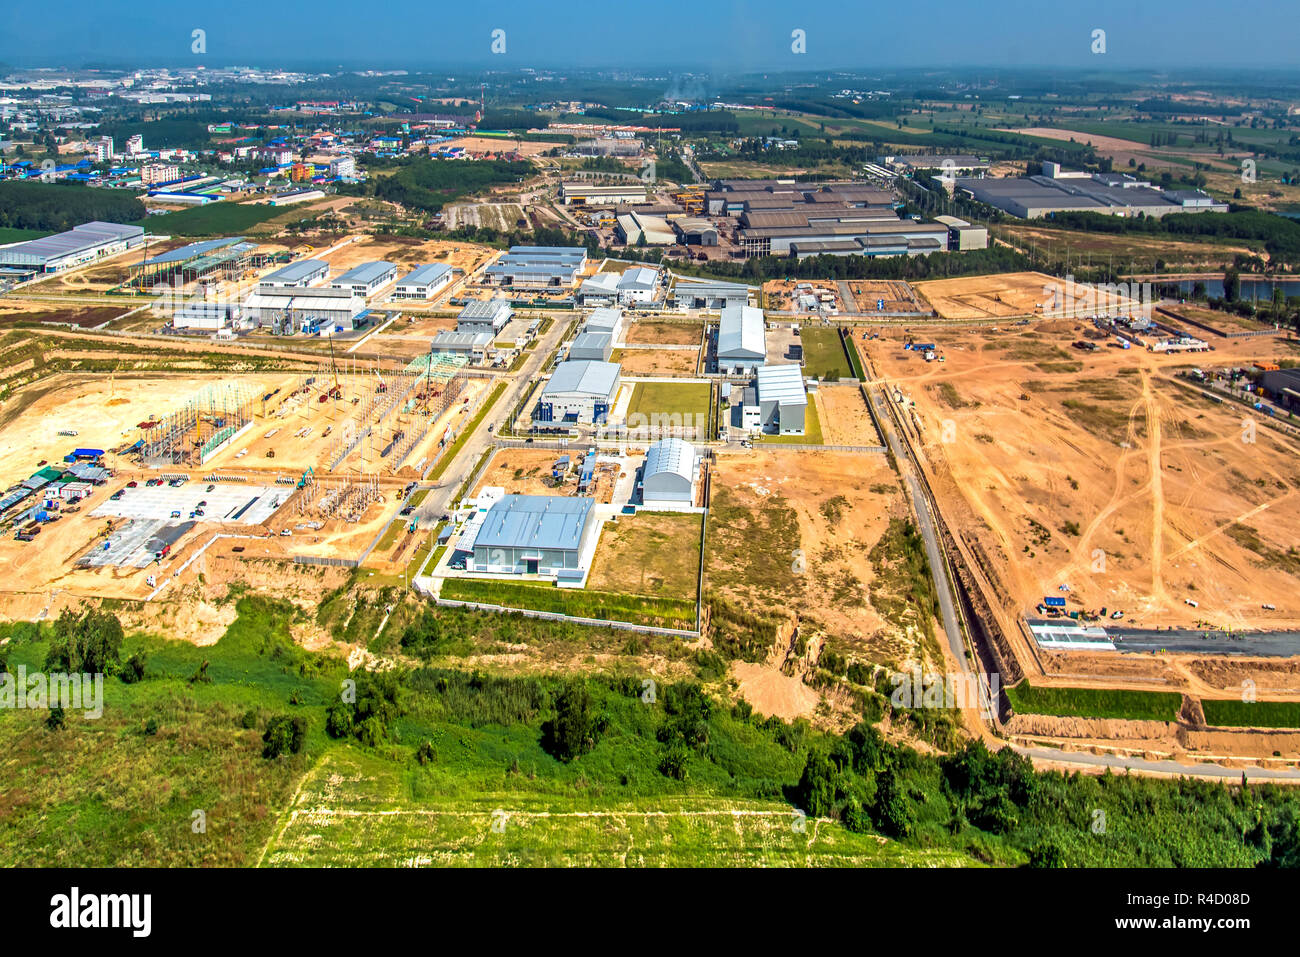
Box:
127 481 138 488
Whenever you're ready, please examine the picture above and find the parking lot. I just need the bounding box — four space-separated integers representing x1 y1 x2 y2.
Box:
92 482 288 525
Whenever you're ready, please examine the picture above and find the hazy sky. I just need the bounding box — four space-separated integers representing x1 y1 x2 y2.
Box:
1 0 1297 71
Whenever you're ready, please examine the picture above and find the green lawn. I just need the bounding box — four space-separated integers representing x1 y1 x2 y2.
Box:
0 227 51 244
756 397 823 445
799 327 853 380
440 577 696 629
626 381 711 424
1201 699 1300 729
1006 682 1183 722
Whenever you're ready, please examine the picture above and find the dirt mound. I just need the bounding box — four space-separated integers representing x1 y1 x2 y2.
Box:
1006 712 1176 740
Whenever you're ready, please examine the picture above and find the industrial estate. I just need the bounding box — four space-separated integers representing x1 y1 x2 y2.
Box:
3 31 1300 876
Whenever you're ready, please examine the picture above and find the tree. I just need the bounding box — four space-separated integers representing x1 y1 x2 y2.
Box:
45 605 123 675
262 715 306 759
45 706 66 732
541 681 604 762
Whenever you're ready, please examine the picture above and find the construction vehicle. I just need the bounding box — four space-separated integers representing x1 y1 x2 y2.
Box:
266 450 276 458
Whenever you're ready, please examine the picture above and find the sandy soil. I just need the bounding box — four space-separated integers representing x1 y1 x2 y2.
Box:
614 348 699 376
913 271 1136 320
846 280 923 313
731 660 820 720
814 385 881 446
868 322 1300 635
625 321 702 346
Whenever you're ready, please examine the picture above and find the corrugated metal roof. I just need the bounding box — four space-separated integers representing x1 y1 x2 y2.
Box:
474 494 593 552
141 236 244 266
543 360 620 397
458 298 512 321
757 364 807 405
398 262 452 287
584 306 622 332
261 259 328 283
333 261 396 285
718 304 765 358
1 221 143 264
643 438 696 485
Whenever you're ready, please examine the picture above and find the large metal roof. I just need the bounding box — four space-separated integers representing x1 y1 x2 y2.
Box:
398 262 452 287
583 306 622 332
333 260 396 285
543 359 620 398
261 259 328 283
474 494 593 552
1 221 143 264
718 304 765 359
643 437 696 485
458 298 512 321
140 236 244 266
757 364 807 406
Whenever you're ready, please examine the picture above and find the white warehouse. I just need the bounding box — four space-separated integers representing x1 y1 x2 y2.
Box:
393 262 453 299
717 304 766 374
331 261 397 297
756 364 808 434
535 360 621 425
640 438 700 508
259 259 329 288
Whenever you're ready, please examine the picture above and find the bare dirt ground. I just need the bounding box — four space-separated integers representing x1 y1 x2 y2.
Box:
707 449 918 668
625 320 702 346
846 280 922 313
614 348 699 376
763 279 841 312
868 322 1300 637
913 271 1136 320
440 136 554 158
730 660 820 720
814 385 882 446
472 448 577 498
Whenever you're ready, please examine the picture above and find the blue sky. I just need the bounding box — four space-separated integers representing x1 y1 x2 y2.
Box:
1 0 1297 71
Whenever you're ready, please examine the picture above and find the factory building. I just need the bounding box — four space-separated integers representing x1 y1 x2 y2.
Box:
577 268 660 306
669 278 753 311
639 438 700 508
393 262 453 299
330 261 398 296
933 215 989 251
172 299 242 332
717 304 766 374
616 266 660 304
431 330 494 361
467 494 598 577
673 218 719 246
259 259 329 288
456 298 513 336
582 306 624 340
755 364 808 434
886 154 989 177
0 221 144 273
955 165 1229 219
535 360 621 425
484 246 587 289
616 210 676 246
242 286 366 334
569 331 613 361
1262 368 1300 410
559 182 648 206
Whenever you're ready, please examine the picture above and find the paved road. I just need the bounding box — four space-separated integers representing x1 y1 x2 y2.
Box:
1014 746 1300 781
1111 629 1300 657
416 314 573 527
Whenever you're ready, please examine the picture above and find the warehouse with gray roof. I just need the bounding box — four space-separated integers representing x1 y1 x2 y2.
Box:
535 360 621 424
484 245 587 289
640 438 700 508
331 261 398 296
755 364 808 434
0 221 144 272
467 494 598 577
717 304 766 374
259 259 329 288
456 298 513 335
393 262 453 299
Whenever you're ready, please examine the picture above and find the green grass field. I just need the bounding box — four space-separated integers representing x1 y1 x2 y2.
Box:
626 381 711 424
0 227 51 244
756 398 823 445
135 202 285 237
440 577 696 629
1006 682 1183 722
799 327 853 380
1201 700 1300 729
262 748 974 867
